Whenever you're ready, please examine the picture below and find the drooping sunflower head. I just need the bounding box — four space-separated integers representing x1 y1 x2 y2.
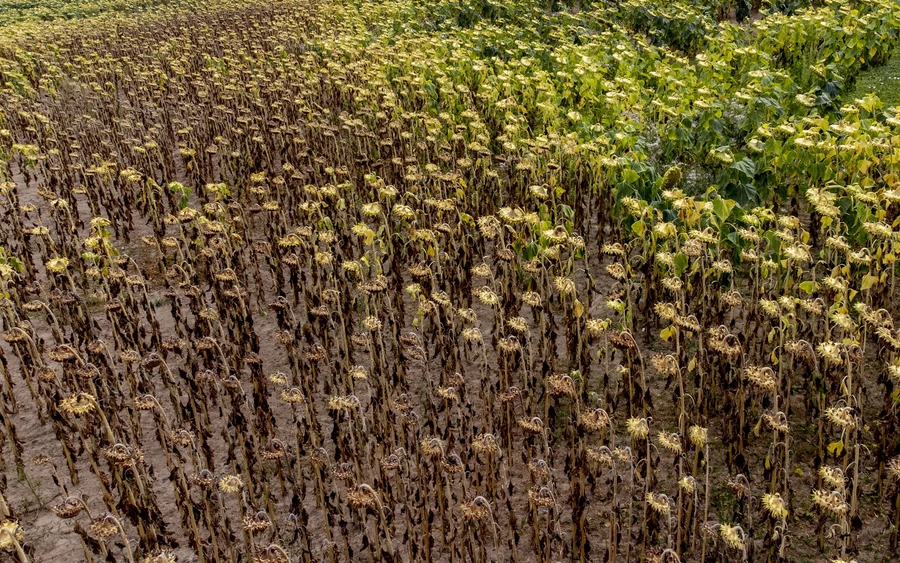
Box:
626 417 649 441
218 474 244 494
60 393 96 415
762 493 788 519
0 521 22 551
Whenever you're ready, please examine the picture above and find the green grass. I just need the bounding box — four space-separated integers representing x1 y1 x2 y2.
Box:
846 48 900 108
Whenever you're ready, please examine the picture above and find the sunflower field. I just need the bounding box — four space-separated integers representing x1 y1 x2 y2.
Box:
1 0 900 561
